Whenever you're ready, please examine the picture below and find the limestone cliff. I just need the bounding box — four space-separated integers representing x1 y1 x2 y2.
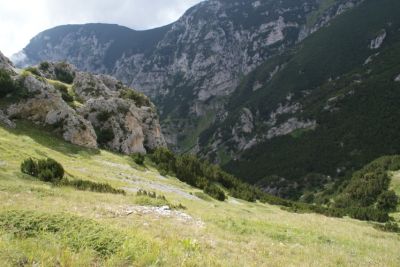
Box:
0 57 165 154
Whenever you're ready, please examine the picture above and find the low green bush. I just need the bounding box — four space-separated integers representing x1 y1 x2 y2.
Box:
96 111 112 122
55 63 75 84
137 189 165 200
333 156 400 221
150 147 256 201
39 61 50 71
0 69 16 97
96 128 115 145
131 153 145 165
20 158 39 177
120 89 151 107
25 67 40 76
21 158 64 183
376 190 398 212
52 81 74 103
62 178 125 195
374 222 400 233
135 189 186 209
204 184 226 201
135 190 168 206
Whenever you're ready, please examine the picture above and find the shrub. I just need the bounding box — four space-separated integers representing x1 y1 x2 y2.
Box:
175 155 203 187
132 153 145 165
20 158 39 177
151 147 176 174
96 111 112 122
37 158 64 182
376 190 398 212
137 189 165 200
25 67 40 76
120 89 151 107
0 69 15 97
38 168 56 182
374 222 400 233
149 148 254 201
62 92 74 103
172 203 187 210
21 158 64 183
96 128 115 145
333 156 400 221
135 190 169 206
204 184 226 201
346 207 389 222
52 81 74 103
55 64 74 84
63 178 125 195
39 61 50 71
52 81 67 92
159 169 169 177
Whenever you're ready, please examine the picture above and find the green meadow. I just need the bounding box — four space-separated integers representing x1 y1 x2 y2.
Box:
0 122 399 266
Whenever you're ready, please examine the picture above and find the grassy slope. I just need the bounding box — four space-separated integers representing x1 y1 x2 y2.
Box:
0 123 399 266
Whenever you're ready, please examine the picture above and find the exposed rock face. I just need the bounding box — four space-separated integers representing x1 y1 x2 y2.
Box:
6 75 98 148
0 110 15 128
12 0 364 152
370 30 387 49
79 97 165 154
73 72 118 101
266 118 316 139
0 54 165 153
395 74 400 82
0 51 16 74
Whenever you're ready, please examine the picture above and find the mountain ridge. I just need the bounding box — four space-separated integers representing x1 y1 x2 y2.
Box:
13 0 363 151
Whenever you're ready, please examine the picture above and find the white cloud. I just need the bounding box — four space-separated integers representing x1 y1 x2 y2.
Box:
0 0 203 57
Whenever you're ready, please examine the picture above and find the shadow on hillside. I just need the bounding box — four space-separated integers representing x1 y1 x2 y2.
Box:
1 120 100 158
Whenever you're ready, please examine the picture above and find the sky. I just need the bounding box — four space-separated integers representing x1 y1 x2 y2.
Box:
0 0 203 57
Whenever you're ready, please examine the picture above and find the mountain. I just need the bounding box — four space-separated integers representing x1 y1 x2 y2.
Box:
13 23 171 74
13 0 362 150
201 0 400 198
0 53 165 154
12 0 400 199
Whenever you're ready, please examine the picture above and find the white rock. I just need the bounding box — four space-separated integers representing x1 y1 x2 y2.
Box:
0 110 15 128
266 118 317 139
370 30 386 49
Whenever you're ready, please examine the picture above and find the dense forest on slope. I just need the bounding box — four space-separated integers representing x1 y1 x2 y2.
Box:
196 0 400 199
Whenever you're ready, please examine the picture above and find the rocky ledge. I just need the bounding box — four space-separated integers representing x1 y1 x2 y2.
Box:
0 54 165 154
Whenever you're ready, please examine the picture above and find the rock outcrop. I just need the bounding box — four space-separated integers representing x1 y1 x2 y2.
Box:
7 75 98 148
79 97 164 154
370 30 387 49
0 110 15 128
0 51 16 75
0 55 165 154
